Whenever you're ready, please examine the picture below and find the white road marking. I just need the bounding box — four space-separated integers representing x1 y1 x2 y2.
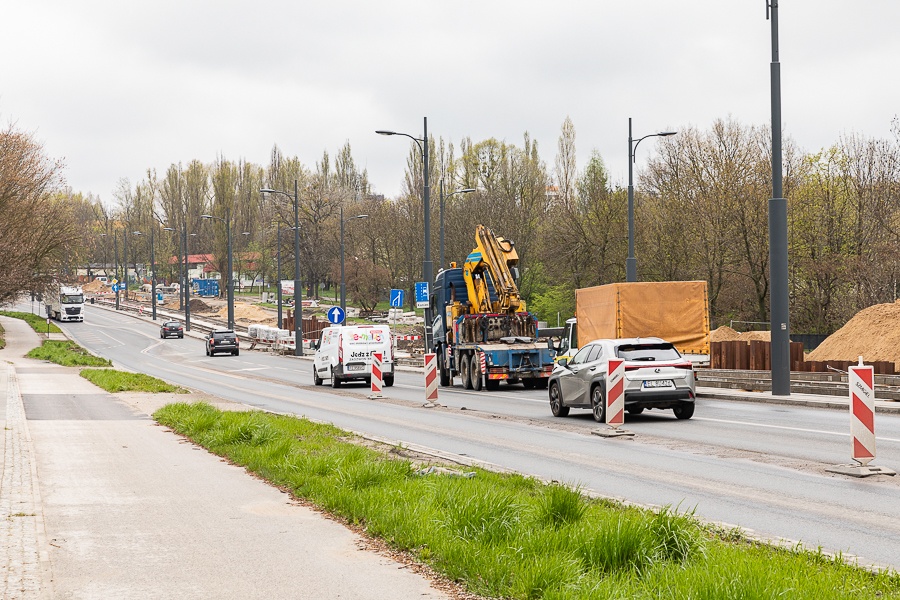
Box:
695 417 900 443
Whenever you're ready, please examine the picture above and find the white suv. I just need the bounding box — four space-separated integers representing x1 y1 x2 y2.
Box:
548 337 696 421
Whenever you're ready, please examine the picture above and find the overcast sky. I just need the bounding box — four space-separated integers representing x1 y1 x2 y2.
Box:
3 1 898 204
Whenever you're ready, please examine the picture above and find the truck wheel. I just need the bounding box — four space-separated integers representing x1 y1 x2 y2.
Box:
485 378 500 391
535 379 549 390
522 379 536 390
438 351 451 387
460 354 472 390
591 385 606 423
470 354 483 391
673 402 694 420
549 382 569 417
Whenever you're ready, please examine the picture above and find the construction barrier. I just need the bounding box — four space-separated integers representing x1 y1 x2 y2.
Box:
424 353 438 404
369 352 384 399
605 359 625 427
850 361 876 465
479 351 486 386
826 358 895 477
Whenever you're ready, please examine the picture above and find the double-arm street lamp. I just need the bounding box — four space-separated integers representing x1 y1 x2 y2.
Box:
438 180 475 271
132 226 158 320
163 224 193 330
260 180 303 356
340 207 369 320
377 117 431 352
201 212 234 330
626 118 676 282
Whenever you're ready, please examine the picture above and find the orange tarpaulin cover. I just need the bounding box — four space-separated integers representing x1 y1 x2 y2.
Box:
576 281 710 354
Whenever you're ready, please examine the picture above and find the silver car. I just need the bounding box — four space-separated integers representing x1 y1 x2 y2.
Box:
548 337 696 421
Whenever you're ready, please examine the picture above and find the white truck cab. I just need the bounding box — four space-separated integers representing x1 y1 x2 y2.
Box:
313 324 394 388
46 284 85 322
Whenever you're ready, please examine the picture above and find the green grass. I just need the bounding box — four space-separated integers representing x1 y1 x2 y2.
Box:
153 403 900 599
26 340 112 367
80 368 188 393
0 310 63 334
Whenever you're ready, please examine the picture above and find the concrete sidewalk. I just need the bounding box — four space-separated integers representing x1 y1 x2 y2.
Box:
0 316 460 600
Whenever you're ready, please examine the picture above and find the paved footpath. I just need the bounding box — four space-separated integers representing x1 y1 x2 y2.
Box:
0 316 459 600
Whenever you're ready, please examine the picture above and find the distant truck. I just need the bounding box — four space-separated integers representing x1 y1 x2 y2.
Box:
45 283 85 322
431 225 555 390
555 281 710 364
192 279 220 297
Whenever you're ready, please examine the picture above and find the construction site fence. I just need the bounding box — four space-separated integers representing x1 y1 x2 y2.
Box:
710 340 896 375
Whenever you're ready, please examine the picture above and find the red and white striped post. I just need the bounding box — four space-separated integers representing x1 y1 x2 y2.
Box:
593 358 634 438
606 358 625 428
827 357 895 477
850 359 875 465
424 353 439 405
368 352 384 399
479 351 486 388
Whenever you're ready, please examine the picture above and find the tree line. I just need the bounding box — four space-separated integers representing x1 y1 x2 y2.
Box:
3 115 899 334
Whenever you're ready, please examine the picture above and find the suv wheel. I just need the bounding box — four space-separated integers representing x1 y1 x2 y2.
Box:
673 402 695 420
591 385 606 423
549 382 569 417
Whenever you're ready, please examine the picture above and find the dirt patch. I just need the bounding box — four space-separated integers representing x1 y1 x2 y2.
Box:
83 280 107 293
189 298 213 313
807 299 900 367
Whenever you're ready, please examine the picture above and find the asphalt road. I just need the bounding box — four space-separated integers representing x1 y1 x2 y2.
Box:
51 303 900 571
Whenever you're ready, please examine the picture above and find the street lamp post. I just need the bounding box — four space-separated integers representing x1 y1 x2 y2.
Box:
626 118 677 282
100 231 119 309
163 225 192 331
201 212 234 330
132 226 158 320
438 180 475 271
377 117 431 353
340 207 370 321
123 228 129 302
260 180 303 356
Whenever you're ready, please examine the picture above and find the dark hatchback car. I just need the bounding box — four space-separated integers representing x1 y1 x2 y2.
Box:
160 320 184 339
206 329 240 356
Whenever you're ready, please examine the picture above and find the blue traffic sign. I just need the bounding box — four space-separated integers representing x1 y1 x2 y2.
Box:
327 306 345 325
415 281 429 309
390 289 405 308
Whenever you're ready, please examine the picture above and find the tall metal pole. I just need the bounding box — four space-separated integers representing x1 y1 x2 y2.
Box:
123 229 128 301
340 206 346 319
114 230 120 310
226 209 234 331
422 116 432 354
626 117 637 282
768 0 791 396
276 226 283 329
183 223 191 331
439 179 445 272
150 225 157 320
293 179 303 356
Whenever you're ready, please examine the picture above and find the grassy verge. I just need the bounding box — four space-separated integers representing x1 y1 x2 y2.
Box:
0 310 62 334
154 403 900 599
26 340 112 367
81 368 188 393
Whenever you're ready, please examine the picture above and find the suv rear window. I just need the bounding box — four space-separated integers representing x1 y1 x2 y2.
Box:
616 343 680 362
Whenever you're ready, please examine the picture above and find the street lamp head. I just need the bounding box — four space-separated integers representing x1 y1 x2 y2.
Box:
200 214 213 220
658 130 677 137
132 231 143 236
259 188 276 194
375 130 396 136
162 227 175 232
460 188 476 193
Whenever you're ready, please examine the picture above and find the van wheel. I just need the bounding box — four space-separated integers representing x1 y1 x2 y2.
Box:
460 354 472 390
383 375 394 387
330 367 341 388
470 354 483 391
313 366 323 386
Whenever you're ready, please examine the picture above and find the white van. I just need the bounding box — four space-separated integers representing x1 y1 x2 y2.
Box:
313 325 394 388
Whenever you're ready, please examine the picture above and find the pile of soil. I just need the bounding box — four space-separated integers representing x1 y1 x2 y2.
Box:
807 300 900 366
83 280 107 292
217 302 277 326
189 298 212 313
710 326 770 343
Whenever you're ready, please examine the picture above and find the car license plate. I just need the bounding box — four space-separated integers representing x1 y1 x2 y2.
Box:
643 380 674 389
346 364 364 372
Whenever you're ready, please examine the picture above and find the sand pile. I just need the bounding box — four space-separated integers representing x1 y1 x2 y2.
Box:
83 280 107 292
217 302 276 325
710 326 770 343
189 298 212 312
807 300 900 366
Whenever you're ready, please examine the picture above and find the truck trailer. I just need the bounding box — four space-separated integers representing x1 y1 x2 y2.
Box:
555 280 710 364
